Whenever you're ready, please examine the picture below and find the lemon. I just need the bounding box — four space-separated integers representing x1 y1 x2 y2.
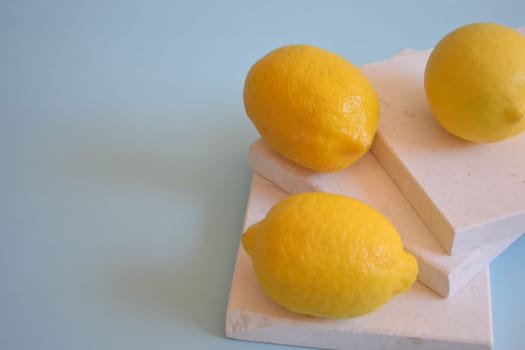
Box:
425 22 525 143
242 192 418 318
243 45 379 172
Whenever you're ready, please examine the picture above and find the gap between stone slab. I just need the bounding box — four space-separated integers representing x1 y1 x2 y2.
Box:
225 173 493 350
249 139 521 298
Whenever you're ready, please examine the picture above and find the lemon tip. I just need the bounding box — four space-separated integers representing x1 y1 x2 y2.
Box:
241 223 259 256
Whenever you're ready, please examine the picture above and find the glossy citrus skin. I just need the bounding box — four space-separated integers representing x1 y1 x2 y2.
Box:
243 45 379 172
425 22 525 143
242 192 418 318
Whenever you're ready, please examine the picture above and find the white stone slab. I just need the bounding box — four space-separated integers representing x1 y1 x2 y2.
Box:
361 30 525 254
249 139 519 298
225 174 493 350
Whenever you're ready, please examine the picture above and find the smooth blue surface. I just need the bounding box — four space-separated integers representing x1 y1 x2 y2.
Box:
1 1 524 349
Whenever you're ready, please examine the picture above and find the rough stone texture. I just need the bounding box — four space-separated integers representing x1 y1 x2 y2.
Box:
361 38 525 254
249 139 518 298
225 174 493 350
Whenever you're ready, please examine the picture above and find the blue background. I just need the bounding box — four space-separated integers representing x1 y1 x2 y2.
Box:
1 1 524 349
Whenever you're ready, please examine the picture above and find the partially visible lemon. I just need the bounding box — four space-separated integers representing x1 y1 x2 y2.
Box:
425 22 525 143
243 45 379 172
242 192 418 318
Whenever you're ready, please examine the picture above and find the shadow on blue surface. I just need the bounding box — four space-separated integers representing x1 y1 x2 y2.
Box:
56 110 257 338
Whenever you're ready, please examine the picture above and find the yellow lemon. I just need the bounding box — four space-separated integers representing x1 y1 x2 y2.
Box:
242 192 418 318
243 45 379 172
425 22 525 143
